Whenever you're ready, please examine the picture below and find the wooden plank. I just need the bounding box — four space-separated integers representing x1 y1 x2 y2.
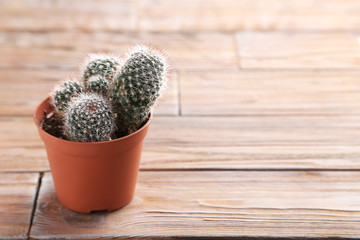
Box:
139 0 360 31
3 0 360 32
0 69 178 116
0 0 137 31
0 173 39 239
180 70 360 115
30 171 360 238
237 32 360 69
0 32 237 70
2 115 360 172
143 116 360 170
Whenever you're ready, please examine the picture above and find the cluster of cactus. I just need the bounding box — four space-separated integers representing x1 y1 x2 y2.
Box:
50 45 168 142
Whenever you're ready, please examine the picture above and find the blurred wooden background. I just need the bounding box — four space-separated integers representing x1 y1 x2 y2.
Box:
1 0 360 239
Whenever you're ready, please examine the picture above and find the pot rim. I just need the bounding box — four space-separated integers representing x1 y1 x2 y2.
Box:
34 96 153 146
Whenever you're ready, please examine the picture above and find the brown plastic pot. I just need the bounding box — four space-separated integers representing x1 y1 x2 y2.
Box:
34 96 151 213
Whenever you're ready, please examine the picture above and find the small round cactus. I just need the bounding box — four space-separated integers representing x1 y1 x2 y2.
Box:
82 55 120 85
51 80 84 114
110 45 168 133
64 93 116 142
86 75 110 95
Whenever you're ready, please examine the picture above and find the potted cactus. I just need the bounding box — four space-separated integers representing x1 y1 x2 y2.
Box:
34 45 168 213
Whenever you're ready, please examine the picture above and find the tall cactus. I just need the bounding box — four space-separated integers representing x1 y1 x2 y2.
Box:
110 45 168 133
64 93 116 142
51 80 84 114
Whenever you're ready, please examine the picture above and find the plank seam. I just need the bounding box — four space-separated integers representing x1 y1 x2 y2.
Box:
4 169 360 174
3 29 360 34
139 168 360 172
27 172 43 240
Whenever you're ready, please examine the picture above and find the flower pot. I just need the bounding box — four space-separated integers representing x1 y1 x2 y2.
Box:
34 96 152 213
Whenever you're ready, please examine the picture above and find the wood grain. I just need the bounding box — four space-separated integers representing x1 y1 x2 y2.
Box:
4 0 360 32
139 0 360 31
30 171 360 238
2 115 360 172
2 1 360 239
180 70 360 115
0 69 178 116
0 32 237 70
237 32 360 69
0 173 39 239
0 0 137 31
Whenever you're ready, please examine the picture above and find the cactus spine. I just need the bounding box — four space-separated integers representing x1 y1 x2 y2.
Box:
110 45 168 133
64 93 116 142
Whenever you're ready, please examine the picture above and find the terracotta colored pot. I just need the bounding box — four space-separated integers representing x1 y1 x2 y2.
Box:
34 97 151 213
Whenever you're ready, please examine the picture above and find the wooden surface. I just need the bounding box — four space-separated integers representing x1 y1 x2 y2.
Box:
30 172 360 239
1 0 360 239
237 32 360 69
0 32 237 70
4 0 360 31
0 173 39 240
180 71 360 115
3 115 360 172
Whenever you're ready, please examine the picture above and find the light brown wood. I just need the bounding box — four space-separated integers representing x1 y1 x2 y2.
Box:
139 0 360 31
237 32 360 69
143 116 360 170
0 0 137 31
3 0 360 32
2 1 360 238
0 173 39 239
0 32 237 70
2 115 360 172
180 70 360 115
154 72 179 116
0 69 178 116
30 171 360 238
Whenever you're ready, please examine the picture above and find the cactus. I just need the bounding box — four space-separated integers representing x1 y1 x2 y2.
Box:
86 75 110 95
51 80 84 114
82 55 120 85
47 45 169 142
110 45 168 133
64 93 116 142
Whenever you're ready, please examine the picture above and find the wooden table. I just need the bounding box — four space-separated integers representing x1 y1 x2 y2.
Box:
1 0 360 239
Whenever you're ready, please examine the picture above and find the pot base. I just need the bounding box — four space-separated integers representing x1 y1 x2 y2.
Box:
58 194 132 213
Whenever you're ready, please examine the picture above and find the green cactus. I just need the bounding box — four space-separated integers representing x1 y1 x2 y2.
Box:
64 93 116 142
110 45 168 133
82 55 120 85
86 75 110 95
47 45 169 142
51 80 84 114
